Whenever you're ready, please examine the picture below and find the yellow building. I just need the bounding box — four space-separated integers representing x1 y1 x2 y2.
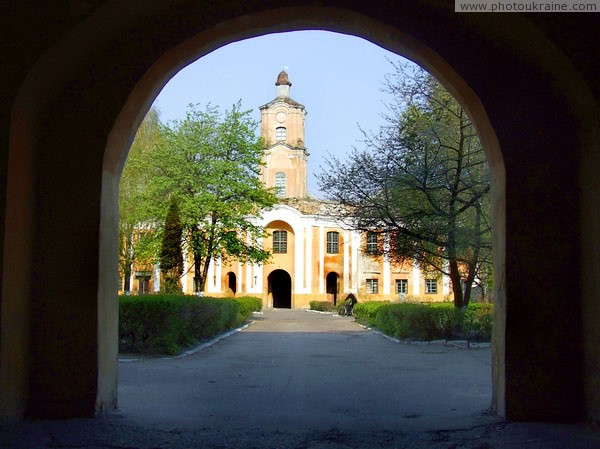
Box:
181 70 449 307
125 70 450 306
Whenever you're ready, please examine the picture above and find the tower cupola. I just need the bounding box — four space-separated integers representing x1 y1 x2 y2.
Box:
276 70 292 98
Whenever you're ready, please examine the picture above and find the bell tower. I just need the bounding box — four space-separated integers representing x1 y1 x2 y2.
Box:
259 70 308 198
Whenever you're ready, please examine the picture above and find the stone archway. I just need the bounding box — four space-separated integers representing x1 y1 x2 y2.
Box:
2 2 599 424
268 269 292 309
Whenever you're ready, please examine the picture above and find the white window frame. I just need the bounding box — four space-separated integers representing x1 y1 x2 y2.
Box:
272 230 287 254
366 278 379 294
395 279 408 294
425 279 438 294
276 126 286 141
274 172 286 198
366 232 378 254
326 231 339 254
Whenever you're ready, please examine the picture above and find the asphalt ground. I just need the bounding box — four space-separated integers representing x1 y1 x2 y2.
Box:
2 309 599 448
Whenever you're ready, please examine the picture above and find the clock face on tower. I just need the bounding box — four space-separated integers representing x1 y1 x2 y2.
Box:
276 111 287 123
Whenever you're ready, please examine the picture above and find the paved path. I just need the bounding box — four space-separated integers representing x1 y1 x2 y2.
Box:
2 309 600 448
119 309 493 433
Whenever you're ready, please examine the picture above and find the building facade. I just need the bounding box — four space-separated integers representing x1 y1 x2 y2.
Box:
126 71 450 307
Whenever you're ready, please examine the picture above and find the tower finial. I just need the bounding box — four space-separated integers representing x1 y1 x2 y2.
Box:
275 69 292 99
275 70 291 87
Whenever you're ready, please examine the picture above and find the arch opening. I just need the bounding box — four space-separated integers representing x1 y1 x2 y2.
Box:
326 272 340 305
268 269 292 309
101 14 505 417
7 3 563 424
0 0 596 427
226 271 237 296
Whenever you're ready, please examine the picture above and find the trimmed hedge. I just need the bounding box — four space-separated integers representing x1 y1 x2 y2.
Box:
234 296 263 321
373 302 493 341
119 294 262 355
309 301 336 312
461 303 494 341
352 301 390 325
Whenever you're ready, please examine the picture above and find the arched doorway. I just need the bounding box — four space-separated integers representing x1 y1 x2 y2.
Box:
326 272 340 305
226 272 236 296
268 269 292 309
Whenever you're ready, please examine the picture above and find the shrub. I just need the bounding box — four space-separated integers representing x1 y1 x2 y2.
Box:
309 301 335 312
234 296 263 321
185 297 239 340
353 301 390 325
373 302 492 341
430 303 463 338
119 294 187 354
119 294 244 355
462 303 494 341
375 303 437 339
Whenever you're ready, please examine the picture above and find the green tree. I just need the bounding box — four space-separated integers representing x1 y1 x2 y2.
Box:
118 107 162 293
318 62 491 308
149 102 277 293
160 198 184 293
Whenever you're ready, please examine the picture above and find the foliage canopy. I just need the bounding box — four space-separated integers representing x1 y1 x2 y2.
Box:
119 102 276 294
118 107 162 293
318 62 492 308
147 102 277 292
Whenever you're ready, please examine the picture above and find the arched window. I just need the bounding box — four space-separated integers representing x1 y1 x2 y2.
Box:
276 126 286 141
274 172 286 198
326 231 339 254
272 230 287 253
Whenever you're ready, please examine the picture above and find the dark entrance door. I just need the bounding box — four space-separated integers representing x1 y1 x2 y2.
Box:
227 272 237 295
326 272 340 305
268 269 292 308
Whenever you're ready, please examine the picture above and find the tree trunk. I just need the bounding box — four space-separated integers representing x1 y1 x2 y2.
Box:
463 206 483 307
194 252 203 293
193 254 213 294
449 259 464 309
194 213 218 294
462 256 479 308
122 226 135 293
201 256 211 293
123 265 131 293
463 272 474 307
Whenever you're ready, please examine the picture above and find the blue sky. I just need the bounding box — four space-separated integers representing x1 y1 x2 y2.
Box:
153 30 413 197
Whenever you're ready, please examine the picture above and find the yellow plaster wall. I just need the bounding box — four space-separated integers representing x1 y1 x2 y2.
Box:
261 103 306 148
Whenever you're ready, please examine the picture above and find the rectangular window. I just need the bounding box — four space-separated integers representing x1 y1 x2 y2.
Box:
272 230 287 253
326 231 340 254
395 279 408 294
274 172 286 198
366 278 379 294
366 232 378 254
425 279 438 294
